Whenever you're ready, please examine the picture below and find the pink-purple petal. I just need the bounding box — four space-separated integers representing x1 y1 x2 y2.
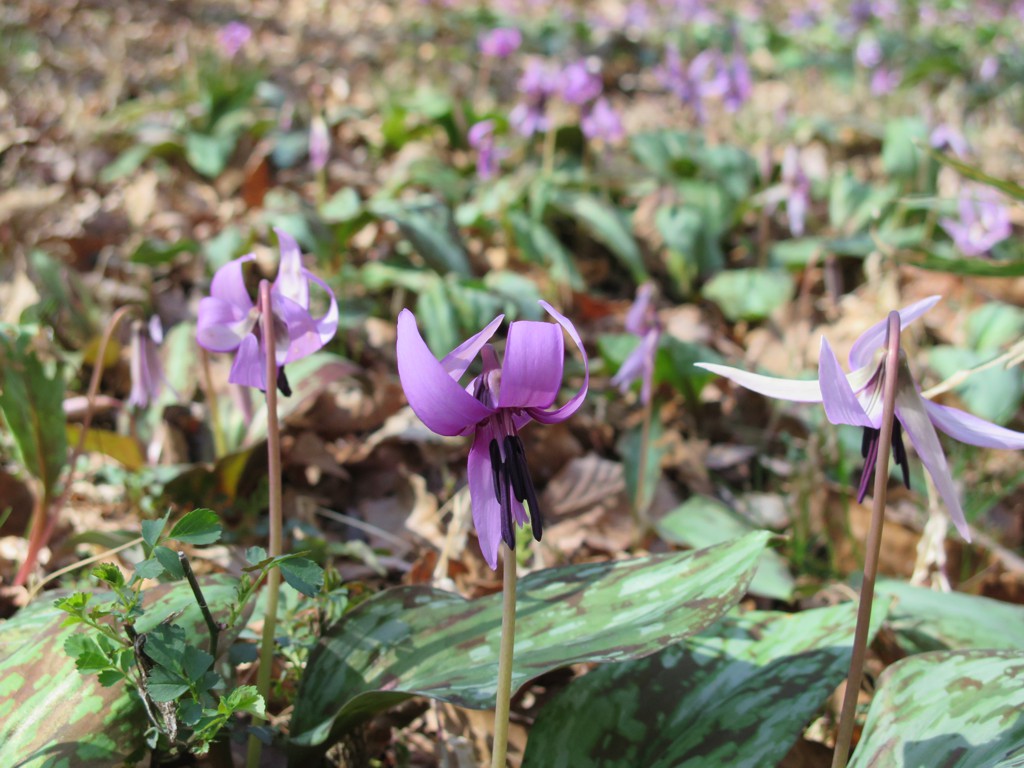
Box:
498 320 564 410
272 228 310 308
924 400 1024 449
818 338 875 428
528 301 590 424
228 334 267 391
303 271 340 346
275 293 323 365
694 363 824 402
442 315 504 379
468 430 502 570
210 254 256 311
894 375 972 542
196 296 256 352
849 295 941 369
396 309 495 436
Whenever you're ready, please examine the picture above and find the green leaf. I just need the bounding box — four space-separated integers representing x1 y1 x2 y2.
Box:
369 197 471 277
616 405 664 516
925 146 1024 202
154 545 185 580
702 269 794 322
168 508 222 546
134 557 165 580
279 556 325 598
881 118 929 182
849 650 1024 768
143 624 188 671
630 129 703 180
184 131 236 178
903 251 1024 277
507 210 584 291
0 328 67 503
129 238 198 265
877 579 1024 653
246 546 268 565
145 666 190 703
415 278 459 358
656 496 794 601
223 685 265 717
141 511 170 549
320 187 362 223
289 533 771 751
64 634 117 675
524 602 886 767
91 562 125 589
966 302 1024 352
181 645 214 684
929 346 1022 425
656 204 702 292
550 192 648 283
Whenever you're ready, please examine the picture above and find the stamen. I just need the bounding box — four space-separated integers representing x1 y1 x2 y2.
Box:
857 428 880 503
861 427 878 459
489 439 503 501
277 367 292 397
490 438 516 551
504 435 543 542
891 420 911 490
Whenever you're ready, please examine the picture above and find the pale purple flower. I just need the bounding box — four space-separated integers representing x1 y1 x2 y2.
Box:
510 59 558 136
929 124 970 158
722 52 752 112
396 302 589 568
217 21 252 59
559 60 603 106
478 27 522 59
196 229 338 394
611 284 660 405
782 146 810 237
309 115 330 174
581 97 625 144
697 296 1024 542
655 45 722 123
940 187 1012 257
855 37 883 69
468 119 505 180
870 67 901 95
128 316 165 409
979 55 999 82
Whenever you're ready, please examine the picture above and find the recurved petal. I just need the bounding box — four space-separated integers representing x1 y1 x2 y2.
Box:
397 309 495 436
196 296 256 352
895 371 971 542
227 333 267 391
210 254 256 311
498 320 564 410
819 337 875 428
442 314 504 379
272 228 310 308
468 430 502 570
694 363 824 402
849 295 941 369
275 292 323 365
303 271 339 346
924 400 1024 449
528 301 590 424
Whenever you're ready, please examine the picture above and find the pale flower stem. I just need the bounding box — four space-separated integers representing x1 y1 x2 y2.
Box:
633 395 653 543
490 543 518 768
832 311 901 768
199 346 228 458
247 281 285 768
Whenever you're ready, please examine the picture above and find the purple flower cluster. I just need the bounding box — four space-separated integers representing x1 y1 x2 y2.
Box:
468 119 507 181
940 186 1012 257
655 44 752 122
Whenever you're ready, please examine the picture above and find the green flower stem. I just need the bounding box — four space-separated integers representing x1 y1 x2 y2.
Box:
831 311 901 768
247 281 285 768
490 543 518 768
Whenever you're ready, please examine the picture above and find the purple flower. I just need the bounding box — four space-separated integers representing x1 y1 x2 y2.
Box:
929 124 970 158
128 316 165 409
309 115 330 174
510 59 558 136
655 45 721 123
697 296 1024 542
722 52 752 112
581 97 625 144
468 119 505 180
940 187 1012 257
559 60 603 106
611 284 660 405
979 55 999 82
870 67 901 95
855 37 883 69
196 228 338 394
396 302 589 568
478 27 522 59
782 146 810 237
217 21 252 59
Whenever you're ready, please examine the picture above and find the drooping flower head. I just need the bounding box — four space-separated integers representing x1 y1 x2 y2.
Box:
196 228 338 394
697 296 1024 542
610 284 660 405
581 97 625 144
128 316 165 409
397 302 589 568
559 60 603 106
468 119 506 181
478 27 522 59
940 186 1012 258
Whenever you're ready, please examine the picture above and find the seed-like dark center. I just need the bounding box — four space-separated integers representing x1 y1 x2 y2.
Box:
489 434 543 552
857 420 910 503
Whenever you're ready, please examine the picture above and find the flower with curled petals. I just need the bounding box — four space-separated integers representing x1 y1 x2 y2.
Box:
696 296 1024 542
196 228 338 395
397 302 589 569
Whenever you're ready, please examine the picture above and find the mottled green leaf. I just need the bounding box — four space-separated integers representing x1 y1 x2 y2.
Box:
657 496 794 601
369 197 471 277
877 579 1024 654
0 327 67 503
290 533 770 751
849 650 1024 768
702 269 794 322
524 602 886 767
551 192 648 283
168 508 221 546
